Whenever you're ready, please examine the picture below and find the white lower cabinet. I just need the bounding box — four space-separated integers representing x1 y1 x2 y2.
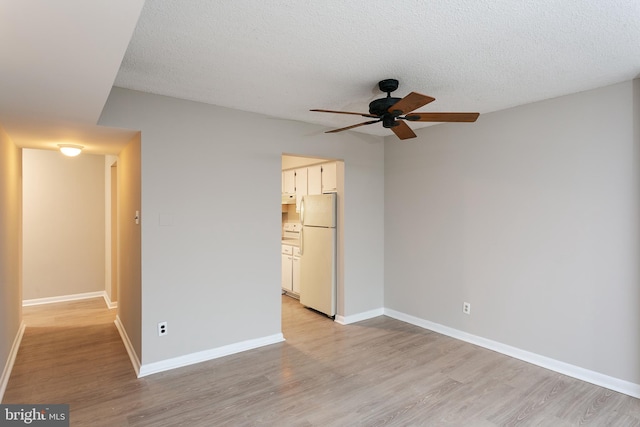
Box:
281 245 293 292
292 247 301 294
282 244 301 295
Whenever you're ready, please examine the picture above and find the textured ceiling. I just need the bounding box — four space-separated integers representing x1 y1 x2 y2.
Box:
115 0 640 137
1 1 640 152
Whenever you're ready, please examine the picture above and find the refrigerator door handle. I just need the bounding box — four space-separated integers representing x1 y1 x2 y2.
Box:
299 228 304 256
300 197 305 226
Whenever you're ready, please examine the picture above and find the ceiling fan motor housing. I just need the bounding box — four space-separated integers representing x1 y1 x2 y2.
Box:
370 78 404 124
382 115 398 128
369 97 401 117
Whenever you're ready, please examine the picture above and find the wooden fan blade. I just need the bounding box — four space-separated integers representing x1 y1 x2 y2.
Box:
391 120 417 140
311 109 379 119
388 92 436 115
404 112 480 122
325 119 381 134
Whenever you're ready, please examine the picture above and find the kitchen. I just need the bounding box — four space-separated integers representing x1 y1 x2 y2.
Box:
281 155 342 318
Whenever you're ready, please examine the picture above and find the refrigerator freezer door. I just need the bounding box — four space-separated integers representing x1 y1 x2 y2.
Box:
301 194 336 228
300 226 336 317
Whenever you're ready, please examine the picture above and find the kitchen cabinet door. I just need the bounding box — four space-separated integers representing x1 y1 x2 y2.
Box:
295 167 308 212
321 162 337 193
307 165 322 195
282 252 293 291
292 254 301 294
283 170 295 194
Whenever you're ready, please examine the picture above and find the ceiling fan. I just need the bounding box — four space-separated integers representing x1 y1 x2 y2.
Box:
311 79 479 140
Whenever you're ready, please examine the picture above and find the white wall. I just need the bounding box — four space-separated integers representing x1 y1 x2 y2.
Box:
22 149 105 300
384 80 640 385
0 124 22 399
98 88 385 366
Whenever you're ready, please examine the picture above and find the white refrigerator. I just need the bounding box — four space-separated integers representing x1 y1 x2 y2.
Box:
299 193 337 317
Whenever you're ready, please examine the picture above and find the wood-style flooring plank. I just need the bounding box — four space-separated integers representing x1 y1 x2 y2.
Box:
3 296 640 426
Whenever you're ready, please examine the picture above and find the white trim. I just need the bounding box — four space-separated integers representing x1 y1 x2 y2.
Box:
23 291 107 307
0 321 25 402
384 308 640 399
103 292 118 309
335 307 384 325
138 333 285 378
114 316 141 377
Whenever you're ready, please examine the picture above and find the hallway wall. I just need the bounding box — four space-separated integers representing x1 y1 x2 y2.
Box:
22 149 105 300
0 124 22 398
116 134 142 362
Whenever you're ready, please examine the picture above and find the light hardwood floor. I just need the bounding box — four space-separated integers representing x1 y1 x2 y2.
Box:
3 296 640 426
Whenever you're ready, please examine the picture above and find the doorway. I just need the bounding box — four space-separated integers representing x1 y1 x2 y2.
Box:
110 162 118 306
280 154 344 320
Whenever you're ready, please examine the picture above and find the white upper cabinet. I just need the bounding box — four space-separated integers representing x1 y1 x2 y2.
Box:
295 167 308 212
307 164 322 195
282 161 337 207
321 162 337 193
283 170 295 194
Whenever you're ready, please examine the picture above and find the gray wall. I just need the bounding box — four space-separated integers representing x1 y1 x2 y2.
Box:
384 80 640 384
0 124 21 397
99 88 385 365
22 149 105 300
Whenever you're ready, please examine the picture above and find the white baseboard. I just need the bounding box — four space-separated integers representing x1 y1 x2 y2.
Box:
335 307 384 325
103 293 118 309
23 291 107 307
138 333 285 378
384 308 640 399
0 321 25 402
114 316 141 377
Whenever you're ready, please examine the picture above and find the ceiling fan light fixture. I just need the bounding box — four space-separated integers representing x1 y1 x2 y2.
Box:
58 144 83 157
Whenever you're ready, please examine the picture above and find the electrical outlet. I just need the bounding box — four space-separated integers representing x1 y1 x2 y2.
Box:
158 321 168 336
463 302 471 315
